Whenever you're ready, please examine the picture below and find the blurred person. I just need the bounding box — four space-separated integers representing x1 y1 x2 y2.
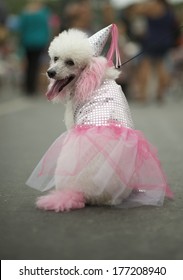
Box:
102 3 116 26
101 4 130 96
128 0 179 103
116 8 144 99
169 31 183 99
0 0 7 25
0 0 9 87
49 12 61 37
0 0 8 46
19 0 51 95
61 0 93 35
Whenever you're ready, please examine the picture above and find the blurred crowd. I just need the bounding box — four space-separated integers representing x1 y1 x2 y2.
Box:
0 0 183 103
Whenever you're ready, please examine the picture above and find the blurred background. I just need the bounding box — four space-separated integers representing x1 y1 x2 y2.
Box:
0 0 182 102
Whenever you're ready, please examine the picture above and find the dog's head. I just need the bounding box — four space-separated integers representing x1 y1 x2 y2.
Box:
46 29 93 101
46 25 121 102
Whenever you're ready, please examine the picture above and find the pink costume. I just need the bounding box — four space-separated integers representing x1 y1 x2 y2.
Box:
26 24 173 208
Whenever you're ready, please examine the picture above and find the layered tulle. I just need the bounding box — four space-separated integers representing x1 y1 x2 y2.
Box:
26 124 173 207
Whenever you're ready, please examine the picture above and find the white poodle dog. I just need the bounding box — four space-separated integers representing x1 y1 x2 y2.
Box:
26 26 172 211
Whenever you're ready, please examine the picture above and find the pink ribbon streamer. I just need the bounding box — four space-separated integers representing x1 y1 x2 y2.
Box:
107 24 122 68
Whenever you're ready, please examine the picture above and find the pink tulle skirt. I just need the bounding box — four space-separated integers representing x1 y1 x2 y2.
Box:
26 124 173 207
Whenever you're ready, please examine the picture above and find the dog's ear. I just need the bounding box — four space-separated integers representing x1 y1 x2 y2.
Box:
75 56 107 102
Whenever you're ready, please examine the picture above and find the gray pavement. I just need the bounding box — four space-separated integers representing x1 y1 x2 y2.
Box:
0 87 183 260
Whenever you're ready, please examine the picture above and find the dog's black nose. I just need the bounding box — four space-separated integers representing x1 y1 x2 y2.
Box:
47 70 56 78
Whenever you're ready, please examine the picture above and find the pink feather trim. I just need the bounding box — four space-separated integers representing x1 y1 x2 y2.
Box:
75 57 107 102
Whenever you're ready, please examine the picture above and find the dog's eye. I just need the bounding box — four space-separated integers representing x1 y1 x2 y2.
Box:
54 56 59 62
65 59 74 66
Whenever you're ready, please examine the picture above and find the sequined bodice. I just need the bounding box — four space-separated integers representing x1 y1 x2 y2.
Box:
73 79 134 128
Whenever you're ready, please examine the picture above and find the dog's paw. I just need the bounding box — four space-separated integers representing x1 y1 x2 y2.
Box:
36 190 85 212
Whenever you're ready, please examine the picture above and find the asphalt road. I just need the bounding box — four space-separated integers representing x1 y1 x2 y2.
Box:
0 87 183 260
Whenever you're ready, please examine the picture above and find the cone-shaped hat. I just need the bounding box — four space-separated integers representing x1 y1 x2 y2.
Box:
88 24 112 56
88 24 121 67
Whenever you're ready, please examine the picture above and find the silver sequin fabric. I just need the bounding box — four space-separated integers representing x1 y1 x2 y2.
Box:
73 79 134 128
